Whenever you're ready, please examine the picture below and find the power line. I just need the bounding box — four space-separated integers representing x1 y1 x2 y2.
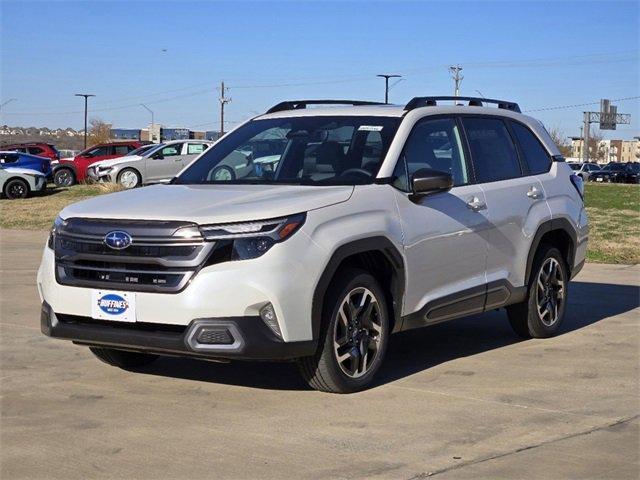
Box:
524 96 640 113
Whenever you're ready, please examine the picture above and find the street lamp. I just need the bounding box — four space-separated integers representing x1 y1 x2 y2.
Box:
75 93 95 149
140 104 156 142
376 74 401 104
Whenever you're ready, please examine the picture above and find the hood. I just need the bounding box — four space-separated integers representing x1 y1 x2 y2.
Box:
92 155 143 169
60 183 354 224
2 167 44 176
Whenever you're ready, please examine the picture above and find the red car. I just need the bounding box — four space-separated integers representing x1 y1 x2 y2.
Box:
1 142 60 162
53 141 148 186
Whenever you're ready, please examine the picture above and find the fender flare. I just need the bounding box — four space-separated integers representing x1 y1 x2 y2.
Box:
311 236 405 340
525 218 578 283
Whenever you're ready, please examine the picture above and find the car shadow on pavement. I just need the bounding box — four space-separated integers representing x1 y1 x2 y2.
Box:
137 281 639 391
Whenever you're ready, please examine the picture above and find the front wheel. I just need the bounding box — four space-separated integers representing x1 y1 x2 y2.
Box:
89 347 158 369
53 168 76 187
118 168 142 189
298 269 389 393
4 178 29 199
507 245 568 338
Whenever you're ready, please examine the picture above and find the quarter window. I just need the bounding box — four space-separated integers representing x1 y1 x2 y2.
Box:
511 122 551 175
462 117 522 183
399 118 469 189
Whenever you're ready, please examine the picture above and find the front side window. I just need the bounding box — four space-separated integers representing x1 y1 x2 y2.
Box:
159 144 183 157
510 122 551 175
177 116 400 185
114 145 130 156
85 146 109 157
28 147 44 155
462 117 522 183
398 118 469 190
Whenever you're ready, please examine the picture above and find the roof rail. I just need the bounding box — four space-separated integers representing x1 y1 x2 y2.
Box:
265 100 386 114
404 96 521 113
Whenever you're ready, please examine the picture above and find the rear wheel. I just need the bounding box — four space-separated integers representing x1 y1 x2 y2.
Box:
118 168 142 189
4 178 29 199
507 245 568 338
89 347 158 369
212 165 235 181
53 168 76 187
298 269 389 393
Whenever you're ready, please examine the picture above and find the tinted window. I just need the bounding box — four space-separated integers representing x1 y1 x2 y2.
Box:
86 146 109 157
28 147 44 155
114 145 130 155
569 164 581 171
511 123 551 175
462 117 521 183
400 118 469 187
0 153 19 163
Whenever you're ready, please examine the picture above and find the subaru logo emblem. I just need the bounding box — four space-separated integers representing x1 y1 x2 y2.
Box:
104 230 132 250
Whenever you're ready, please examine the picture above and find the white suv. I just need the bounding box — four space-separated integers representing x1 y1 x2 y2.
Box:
38 97 589 393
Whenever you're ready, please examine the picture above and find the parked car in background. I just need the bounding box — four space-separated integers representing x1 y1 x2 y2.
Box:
1 166 47 199
87 140 212 188
56 149 80 161
590 162 640 183
52 141 149 187
568 162 600 181
0 151 52 178
1 142 60 162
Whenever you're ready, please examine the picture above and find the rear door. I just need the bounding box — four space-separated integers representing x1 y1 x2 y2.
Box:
392 116 490 326
146 143 185 182
461 117 549 293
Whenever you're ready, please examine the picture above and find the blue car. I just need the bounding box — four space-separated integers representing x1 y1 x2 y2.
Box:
0 151 52 178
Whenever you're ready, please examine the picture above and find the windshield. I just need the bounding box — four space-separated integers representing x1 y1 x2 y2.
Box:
569 164 581 170
604 163 625 171
176 116 400 185
128 144 156 157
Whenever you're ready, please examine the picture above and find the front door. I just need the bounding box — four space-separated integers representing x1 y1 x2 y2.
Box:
146 142 185 182
393 117 489 327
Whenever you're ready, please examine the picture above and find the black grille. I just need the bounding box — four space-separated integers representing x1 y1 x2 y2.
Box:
54 218 215 293
196 328 234 345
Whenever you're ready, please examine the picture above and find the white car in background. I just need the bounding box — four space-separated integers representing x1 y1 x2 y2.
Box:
87 140 213 188
1 166 47 199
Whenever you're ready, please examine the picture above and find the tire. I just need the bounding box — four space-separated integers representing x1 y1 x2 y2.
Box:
4 178 29 199
212 165 235 181
89 347 158 369
117 168 142 189
297 268 389 393
54 168 76 187
507 245 568 339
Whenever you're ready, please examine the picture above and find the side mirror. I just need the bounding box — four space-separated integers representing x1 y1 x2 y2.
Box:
411 168 453 196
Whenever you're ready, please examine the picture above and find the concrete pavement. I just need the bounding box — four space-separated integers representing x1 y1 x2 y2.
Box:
1 229 638 479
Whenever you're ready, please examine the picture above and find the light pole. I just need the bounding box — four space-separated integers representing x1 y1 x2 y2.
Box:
377 74 401 104
75 94 95 149
140 104 155 142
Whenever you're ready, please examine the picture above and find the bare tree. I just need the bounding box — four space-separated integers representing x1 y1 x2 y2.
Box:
548 127 572 158
589 131 606 162
89 118 111 145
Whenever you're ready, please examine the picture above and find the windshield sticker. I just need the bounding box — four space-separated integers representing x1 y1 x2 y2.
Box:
358 125 384 132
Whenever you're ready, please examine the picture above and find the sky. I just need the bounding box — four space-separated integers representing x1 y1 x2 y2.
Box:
1 0 638 140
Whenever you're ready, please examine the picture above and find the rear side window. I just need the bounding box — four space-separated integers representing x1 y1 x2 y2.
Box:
28 147 44 155
462 117 521 183
0 153 19 163
510 123 551 175
114 145 130 155
187 143 206 155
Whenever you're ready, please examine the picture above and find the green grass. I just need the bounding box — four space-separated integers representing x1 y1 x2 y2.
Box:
583 183 639 264
1 182 638 264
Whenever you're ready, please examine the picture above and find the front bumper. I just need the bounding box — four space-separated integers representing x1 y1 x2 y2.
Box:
86 167 115 183
41 302 315 360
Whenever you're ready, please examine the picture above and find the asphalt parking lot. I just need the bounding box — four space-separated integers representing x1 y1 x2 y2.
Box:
1 229 638 480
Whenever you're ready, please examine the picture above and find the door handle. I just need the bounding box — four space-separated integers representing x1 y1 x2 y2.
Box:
527 186 544 199
466 196 486 212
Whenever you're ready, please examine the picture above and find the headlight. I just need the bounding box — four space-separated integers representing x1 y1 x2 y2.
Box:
97 166 113 173
48 216 67 249
199 213 306 260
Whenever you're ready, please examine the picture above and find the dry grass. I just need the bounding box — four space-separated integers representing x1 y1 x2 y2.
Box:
0 184 124 230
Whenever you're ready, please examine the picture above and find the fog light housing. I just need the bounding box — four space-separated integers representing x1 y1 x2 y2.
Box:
260 303 281 339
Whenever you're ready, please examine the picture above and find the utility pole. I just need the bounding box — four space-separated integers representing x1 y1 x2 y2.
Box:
218 81 231 137
75 93 95 149
448 65 463 97
376 74 401 104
